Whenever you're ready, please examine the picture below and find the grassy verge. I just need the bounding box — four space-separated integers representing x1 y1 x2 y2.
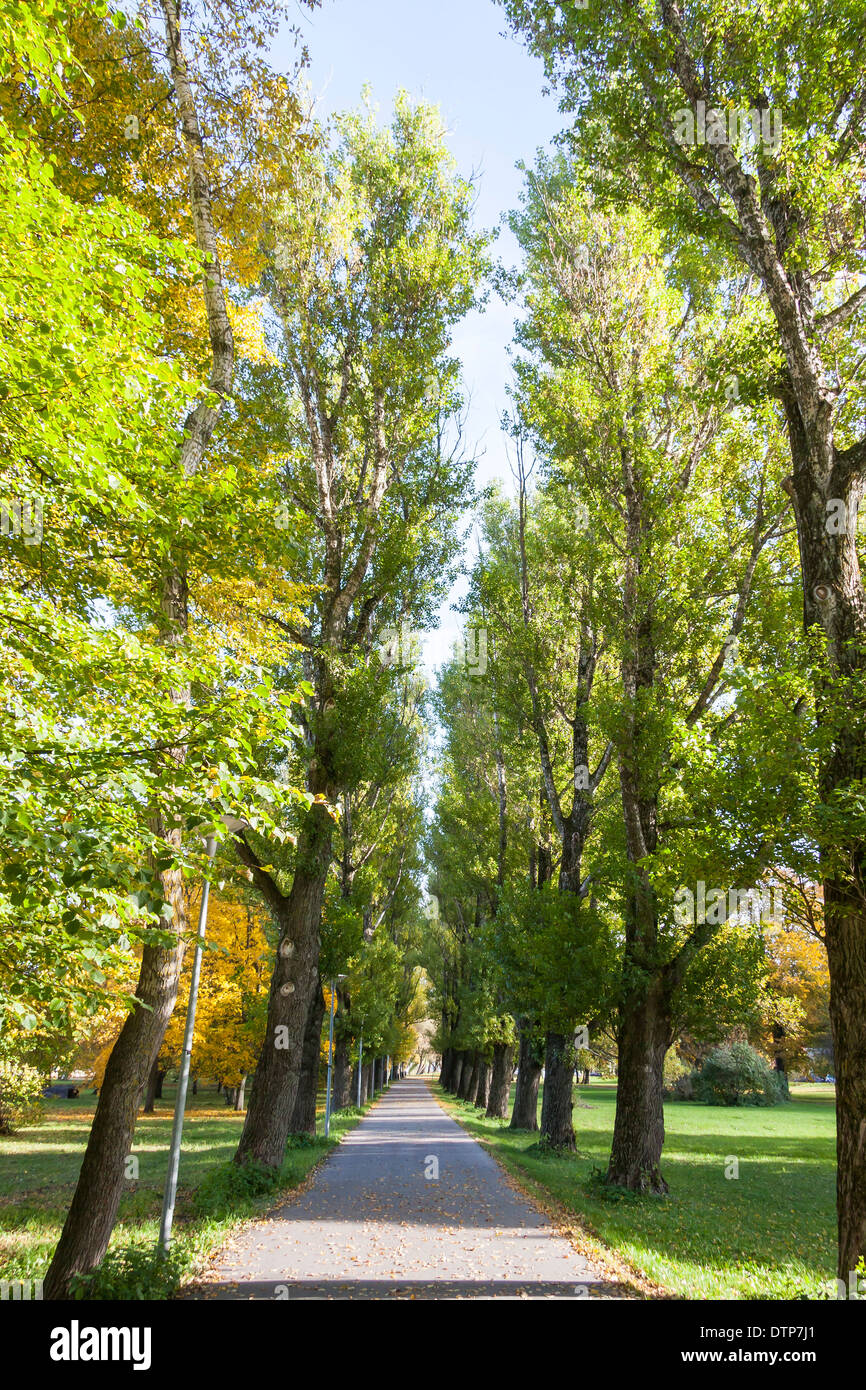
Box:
0 1082 376 1299
436 1080 837 1300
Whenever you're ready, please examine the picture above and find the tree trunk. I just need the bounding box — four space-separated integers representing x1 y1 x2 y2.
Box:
44 926 187 1298
234 803 333 1167
43 1 235 1301
606 982 670 1193
440 1046 454 1090
333 1033 351 1112
540 1032 576 1151
142 1056 159 1115
824 882 866 1280
510 1028 542 1130
475 1061 491 1110
192 1076 198 1096
486 1043 514 1119
451 1051 464 1096
581 1068 590 1085
289 977 326 1136
234 1075 246 1112
362 1062 373 1101
466 1051 482 1104
457 1051 477 1101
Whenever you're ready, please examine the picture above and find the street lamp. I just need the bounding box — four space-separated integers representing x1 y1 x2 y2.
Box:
158 815 246 1255
324 973 347 1138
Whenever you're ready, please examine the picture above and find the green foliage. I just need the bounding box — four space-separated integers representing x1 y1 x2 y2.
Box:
193 1156 285 1218
662 1047 690 1093
0 1059 44 1134
691 1041 788 1108
494 879 617 1033
69 1244 192 1302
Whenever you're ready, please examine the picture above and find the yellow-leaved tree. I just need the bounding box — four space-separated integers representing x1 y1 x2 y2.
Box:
154 894 272 1111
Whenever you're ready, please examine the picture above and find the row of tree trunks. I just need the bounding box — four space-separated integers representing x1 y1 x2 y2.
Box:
440 1047 463 1093
510 1026 542 1130
223 1076 247 1111
439 1048 499 1110
457 1050 476 1100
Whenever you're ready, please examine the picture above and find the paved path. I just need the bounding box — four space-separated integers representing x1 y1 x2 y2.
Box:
184 1078 610 1300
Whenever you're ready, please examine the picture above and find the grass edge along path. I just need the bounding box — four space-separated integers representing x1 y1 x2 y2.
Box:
433 1080 838 1301
433 1081 664 1301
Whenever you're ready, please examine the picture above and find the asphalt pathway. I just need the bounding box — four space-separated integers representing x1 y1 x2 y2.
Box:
184 1077 610 1300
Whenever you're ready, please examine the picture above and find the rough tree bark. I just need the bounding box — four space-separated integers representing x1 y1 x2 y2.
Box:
457 1051 477 1101
451 1052 465 1097
606 980 671 1193
233 802 332 1166
333 1034 352 1112
143 1057 160 1115
539 1032 576 1151
440 1046 454 1091
466 1052 482 1105
510 1028 543 1131
475 1061 491 1111
486 1042 514 1119
44 907 189 1298
289 975 326 1136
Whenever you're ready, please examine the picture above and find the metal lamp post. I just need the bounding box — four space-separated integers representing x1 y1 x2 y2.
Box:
158 816 245 1255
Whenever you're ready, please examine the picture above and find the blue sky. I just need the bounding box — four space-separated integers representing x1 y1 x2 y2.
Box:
270 0 563 670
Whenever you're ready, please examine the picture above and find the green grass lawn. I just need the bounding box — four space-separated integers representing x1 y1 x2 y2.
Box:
439 1080 837 1300
0 1082 369 1296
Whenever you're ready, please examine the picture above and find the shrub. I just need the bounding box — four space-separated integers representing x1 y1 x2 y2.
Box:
192 1158 281 1219
691 1041 787 1107
0 1060 45 1134
670 1072 695 1101
662 1047 690 1096
69 1244 192 1301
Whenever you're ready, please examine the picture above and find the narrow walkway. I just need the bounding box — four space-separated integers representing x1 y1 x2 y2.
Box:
185 1078 609 1299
